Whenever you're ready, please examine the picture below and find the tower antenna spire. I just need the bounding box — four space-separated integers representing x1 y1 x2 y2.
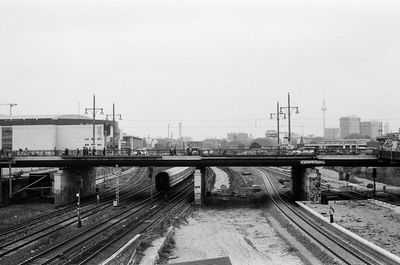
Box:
322 98 327 137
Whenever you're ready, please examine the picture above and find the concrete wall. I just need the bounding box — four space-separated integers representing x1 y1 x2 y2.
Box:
54 168 97 205
1 124 105 151
13 125 57 150
57 124 105 149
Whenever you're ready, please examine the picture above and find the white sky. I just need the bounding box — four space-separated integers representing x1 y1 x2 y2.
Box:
1 0 400 140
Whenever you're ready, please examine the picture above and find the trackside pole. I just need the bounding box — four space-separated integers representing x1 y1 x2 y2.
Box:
9 162 12 199
372 168 377 197
148 166 154 201
114 164 119 207
76 192 81 227
0 168 2 205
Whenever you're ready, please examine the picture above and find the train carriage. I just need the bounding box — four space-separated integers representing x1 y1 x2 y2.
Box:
155 167 195 192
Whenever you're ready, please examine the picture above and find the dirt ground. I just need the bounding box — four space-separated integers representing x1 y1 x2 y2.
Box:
164 167 323 265
0 202 54 226
305 200 400 257
305 168 400 257
169 208 306 265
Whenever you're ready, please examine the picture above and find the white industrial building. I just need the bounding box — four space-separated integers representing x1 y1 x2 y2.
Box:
0 114 119 151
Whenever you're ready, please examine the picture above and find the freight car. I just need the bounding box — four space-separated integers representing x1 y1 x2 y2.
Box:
155 167 195 192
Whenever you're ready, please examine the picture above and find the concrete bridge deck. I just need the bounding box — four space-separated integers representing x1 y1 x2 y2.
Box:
0 154 396 168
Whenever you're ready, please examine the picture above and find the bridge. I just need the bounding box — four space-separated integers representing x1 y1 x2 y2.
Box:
0 153 397 168
1 150 399 205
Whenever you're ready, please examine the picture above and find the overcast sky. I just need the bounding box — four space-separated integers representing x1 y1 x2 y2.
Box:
1 0 400 140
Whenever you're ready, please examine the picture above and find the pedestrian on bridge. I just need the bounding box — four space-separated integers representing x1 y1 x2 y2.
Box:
329 205 335 223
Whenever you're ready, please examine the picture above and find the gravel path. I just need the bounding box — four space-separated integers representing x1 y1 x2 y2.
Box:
170 208 306 265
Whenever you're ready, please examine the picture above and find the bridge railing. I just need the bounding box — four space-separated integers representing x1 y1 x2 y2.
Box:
378 150 400 161
0 147 380 159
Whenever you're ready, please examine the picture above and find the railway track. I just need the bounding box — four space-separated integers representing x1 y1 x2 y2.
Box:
267 167 400 207
18 178 193 265
0 167 147 240
0 167 154 263
257 168 398 265
70 182 194 265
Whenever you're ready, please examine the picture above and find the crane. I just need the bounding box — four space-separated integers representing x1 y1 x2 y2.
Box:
0 103 17 118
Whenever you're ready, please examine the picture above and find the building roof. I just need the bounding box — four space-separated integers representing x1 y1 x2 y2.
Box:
123 135 142 140
0 114 91 120
0 114 111 126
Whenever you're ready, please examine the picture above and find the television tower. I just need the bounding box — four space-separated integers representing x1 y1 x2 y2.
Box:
321 99 327 137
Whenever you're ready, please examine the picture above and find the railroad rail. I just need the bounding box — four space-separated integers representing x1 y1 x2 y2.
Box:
0 167 147 239
267 166 400 206
73 183 194 265
15 177 193 265
257 168 399 265
0 168 153 264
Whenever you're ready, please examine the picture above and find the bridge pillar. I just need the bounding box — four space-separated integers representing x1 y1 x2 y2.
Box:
292 167 322 202
54 168 97 205
306 168 322 203
291 166 306 201
193 168 206 205
201 167 206 203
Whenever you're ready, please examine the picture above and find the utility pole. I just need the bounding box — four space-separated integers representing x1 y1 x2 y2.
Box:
85 94 103 150
270 101 286 147
106 103 122 154
280 93 299 143
0 104 17 120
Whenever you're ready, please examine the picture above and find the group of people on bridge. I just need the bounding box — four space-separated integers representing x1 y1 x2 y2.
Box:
59 147 106 156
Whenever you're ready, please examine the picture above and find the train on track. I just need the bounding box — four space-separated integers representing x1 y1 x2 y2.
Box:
155 167 195 192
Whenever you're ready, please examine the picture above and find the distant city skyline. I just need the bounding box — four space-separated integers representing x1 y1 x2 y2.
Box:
0 108 395 141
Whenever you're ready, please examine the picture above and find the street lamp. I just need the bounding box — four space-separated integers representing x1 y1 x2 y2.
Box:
106 102 122 154
280 92 299 143
270 101 286 147
85 94 104 150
